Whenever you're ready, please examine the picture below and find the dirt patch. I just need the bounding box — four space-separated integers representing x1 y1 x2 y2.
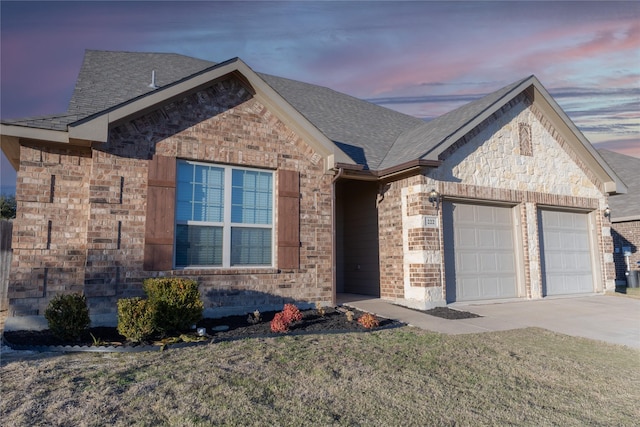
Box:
3 307 401 350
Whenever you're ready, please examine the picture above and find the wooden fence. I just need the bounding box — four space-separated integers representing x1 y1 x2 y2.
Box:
0 220 12 311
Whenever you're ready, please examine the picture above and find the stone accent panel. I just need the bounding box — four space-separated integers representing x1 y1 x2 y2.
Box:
432 95 602 198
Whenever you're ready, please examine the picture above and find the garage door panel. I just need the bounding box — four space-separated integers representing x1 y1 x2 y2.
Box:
494 208 512 223
498 253 516 271
539 210 593 296
459 253 479 272
478 229 497 248
476 206 495 223
458 208 476 222
480 253 498 272
445 203 518 302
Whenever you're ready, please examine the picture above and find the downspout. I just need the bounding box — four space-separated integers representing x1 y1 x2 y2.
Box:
437 185 446 300
331 167 344 306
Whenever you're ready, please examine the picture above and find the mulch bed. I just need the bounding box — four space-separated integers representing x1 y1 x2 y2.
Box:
2 307 403 352
403 306 481 320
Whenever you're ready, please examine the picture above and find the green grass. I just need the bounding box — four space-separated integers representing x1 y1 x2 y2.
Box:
2 327 639 426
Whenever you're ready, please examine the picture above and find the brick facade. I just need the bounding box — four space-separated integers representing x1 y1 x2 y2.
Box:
8 77 334 317
611 220 640 282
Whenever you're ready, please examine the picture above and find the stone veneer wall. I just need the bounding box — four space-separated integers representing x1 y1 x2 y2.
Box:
611 220 640 282
8 77 333 317
377 94 614 308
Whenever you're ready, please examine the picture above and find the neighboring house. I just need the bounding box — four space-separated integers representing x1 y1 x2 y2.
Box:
0 50 626 322
598 149 640 284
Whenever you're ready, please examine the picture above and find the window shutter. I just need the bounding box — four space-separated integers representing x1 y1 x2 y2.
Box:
143 155 176 271
278 169 300 269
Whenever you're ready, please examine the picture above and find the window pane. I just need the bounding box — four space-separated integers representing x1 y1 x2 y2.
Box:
231 227 272 266
175 224 223 267
231 169 272 224
176 162 224 223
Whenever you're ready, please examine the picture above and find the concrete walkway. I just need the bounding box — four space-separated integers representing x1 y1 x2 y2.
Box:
339 294 640 349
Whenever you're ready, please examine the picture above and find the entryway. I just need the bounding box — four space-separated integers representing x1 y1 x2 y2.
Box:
335 180 380 297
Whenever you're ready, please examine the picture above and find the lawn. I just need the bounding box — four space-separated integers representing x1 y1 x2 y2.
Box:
1 326 639 426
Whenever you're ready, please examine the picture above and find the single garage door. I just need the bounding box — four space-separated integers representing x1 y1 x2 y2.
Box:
539 210 593 296
444 202 518 302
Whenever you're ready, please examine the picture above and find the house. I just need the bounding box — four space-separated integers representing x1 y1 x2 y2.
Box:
598 149 640 284
0 50 626 324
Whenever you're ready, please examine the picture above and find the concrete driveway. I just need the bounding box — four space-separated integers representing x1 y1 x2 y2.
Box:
340 294 640 349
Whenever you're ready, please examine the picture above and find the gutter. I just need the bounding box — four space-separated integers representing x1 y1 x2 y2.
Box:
333 158 442 182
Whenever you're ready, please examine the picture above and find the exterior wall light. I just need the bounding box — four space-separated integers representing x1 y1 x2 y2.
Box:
428 189 441 209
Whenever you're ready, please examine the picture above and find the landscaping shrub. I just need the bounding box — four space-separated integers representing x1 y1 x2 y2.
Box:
270 303 302 333
117 298 156 343
44 293 90 341
270 312 289 333
357 313 379 329
281 303 302 324
143 278 204 333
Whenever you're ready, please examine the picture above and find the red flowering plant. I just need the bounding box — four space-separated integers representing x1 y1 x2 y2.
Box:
282 303 303 323
270 303 303 333
357 313 379 329
270 312 289 333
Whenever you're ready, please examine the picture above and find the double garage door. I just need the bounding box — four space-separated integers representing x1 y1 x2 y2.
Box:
444 202 594 302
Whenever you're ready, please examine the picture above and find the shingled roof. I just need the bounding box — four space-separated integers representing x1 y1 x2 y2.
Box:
259 73 424 170
1 50 624 195
67 50 217 117
598 149 640 221
378 76 532 169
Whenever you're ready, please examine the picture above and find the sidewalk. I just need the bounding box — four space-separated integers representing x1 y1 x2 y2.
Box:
339 293 640 349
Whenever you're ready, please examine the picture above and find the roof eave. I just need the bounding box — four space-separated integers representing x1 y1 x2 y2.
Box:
611 215 640 223
422 76 627 195
66 57 353 171
334 158 441 181
1 124 73 170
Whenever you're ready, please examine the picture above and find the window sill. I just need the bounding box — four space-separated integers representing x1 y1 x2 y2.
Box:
170 267 279 276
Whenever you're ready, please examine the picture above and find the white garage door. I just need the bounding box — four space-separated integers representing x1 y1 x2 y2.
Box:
539 210 593 295
444 202 518 302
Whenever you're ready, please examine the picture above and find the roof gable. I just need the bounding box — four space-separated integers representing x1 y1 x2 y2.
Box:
68 50 216 117
379 76 531 170
379 75 625 194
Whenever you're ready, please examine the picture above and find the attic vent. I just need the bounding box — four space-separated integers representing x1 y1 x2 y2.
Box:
519 123 533 156
148 70 158 89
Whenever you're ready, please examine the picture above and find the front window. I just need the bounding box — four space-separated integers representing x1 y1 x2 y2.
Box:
175 160 273 268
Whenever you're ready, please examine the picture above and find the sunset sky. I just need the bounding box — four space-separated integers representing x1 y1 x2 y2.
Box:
1 0 638 193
